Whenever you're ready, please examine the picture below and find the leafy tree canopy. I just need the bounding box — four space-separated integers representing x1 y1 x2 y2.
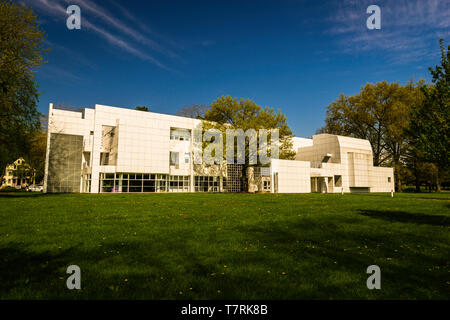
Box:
203 95 296 163
0 1 46 175
318 80 426 191
409 39 449 190
136 106 149 112
176 104 209 119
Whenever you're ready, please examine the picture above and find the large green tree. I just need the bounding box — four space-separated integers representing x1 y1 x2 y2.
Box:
203 95 295 191
27 129 47 184
176 104 209 119
135 106 150 112
0 1 46 178
318 80 425 192
409 39 450 191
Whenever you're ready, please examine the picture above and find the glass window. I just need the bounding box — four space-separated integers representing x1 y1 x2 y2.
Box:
334 175 342 187
100 178 114 193
170 152 179 165
168 176 190 192
100 152 110 165
99 173 173 193
170 129 190 141
194 176 220 192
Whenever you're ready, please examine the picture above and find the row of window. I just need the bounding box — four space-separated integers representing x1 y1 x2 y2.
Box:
194 176 221 192
170 129 191 141
100 173 170 193
98 173 229 193
83 174 92 193
254 167 271 177
170 135 190 141
97 151 191 167
101 173 168 180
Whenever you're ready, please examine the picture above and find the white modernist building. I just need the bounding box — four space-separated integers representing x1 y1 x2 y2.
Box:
44 103 394 194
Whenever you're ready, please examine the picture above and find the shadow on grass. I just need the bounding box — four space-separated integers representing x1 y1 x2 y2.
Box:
0 244 73 297
1 225 448 300
357 210 449 227
416 197 450 201
233 219 449 299
0 193 64 198
0 239 235 299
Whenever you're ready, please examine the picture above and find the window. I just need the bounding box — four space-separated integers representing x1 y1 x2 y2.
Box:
83 174 91 193
169 175 190 192
255 167 270 177
194 176 220 192
263 180 271 192
388 177 391 183
83 152 91 167
184 152 190 164
100 152 110 165
170 128 190 141
334 175 342 187
100 173 114 192
170 152 179 166
100 173 169 193
226 164 242 192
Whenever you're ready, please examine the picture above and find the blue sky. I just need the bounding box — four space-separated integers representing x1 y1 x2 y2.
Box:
24 0 449 137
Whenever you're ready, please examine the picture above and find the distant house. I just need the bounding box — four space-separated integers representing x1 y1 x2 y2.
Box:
1 158 32 189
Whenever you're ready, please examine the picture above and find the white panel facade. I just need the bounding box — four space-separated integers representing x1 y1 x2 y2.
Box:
44 103 394 194
271 159 311 193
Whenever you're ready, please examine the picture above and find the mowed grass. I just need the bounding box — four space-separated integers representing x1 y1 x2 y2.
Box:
0 192 449 300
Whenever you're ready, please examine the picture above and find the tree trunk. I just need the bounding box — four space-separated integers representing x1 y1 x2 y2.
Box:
393 158 402 193
396 177 402 193
241 165 248 192
436 175 441 192
414 164 421 192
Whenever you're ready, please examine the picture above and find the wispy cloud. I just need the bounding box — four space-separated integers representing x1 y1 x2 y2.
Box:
108 0 185 51
44 40 97 69
26 0 178 71
38 64 83 81
324 0 449 64
63 0 179 58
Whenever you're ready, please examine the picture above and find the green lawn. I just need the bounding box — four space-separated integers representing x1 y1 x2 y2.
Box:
0 192 449 299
